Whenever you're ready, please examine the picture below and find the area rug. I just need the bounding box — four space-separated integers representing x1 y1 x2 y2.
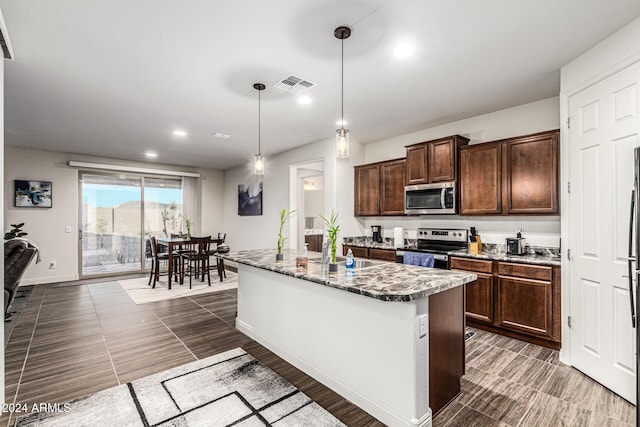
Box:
15 347 345 426
118 271 238 304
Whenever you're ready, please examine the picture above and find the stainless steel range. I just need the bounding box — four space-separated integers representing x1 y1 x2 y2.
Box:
396 228 468 269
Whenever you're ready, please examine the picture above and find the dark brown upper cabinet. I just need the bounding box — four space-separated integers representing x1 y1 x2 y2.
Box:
405 135 469 185
379 159 407 215
354 158 406 216
459 141 503 215
504 131 559 215
354 163 380 216
459 129 560 216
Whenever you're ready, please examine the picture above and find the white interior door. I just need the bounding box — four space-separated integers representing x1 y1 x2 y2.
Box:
569 61 640 402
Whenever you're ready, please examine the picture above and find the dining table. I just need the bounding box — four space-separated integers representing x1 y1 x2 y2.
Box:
156 236 223 289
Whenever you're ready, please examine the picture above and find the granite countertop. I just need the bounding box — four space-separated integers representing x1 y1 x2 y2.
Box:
217 248 476 302
448 249 561 267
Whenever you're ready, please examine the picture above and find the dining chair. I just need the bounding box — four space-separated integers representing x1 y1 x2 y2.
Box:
171 232 192 278
180 236 212 288
212 232 229 281
147 236 179 288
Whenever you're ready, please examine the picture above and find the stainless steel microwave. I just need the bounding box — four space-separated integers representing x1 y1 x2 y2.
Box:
404 182 456 215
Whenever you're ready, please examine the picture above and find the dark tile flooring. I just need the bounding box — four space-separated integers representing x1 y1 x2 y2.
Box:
3 280 637 427
434 329 636 427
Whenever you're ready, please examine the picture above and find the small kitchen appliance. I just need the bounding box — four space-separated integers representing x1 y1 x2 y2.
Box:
396 228 468 269
404 182 457 215
506 230 527 255
371 225 382 243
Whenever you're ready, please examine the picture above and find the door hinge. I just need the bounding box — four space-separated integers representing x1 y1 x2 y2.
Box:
566 117 571 129
567 248 572 261
567 181 571 194
568 316 572 328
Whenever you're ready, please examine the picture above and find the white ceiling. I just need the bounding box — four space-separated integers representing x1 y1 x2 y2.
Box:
2 1 640 170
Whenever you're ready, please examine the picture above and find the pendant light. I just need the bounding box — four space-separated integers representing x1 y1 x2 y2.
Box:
335 26 351 158
253 83 266 176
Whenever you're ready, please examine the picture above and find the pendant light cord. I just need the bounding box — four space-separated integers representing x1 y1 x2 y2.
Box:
258 88 261 155
341 37 344 130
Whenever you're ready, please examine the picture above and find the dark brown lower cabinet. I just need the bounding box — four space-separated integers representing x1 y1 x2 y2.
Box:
304 234 323 253
343 245 369 258
368 248 396 261
465 272 493 324
497 276 552 338
342 245 396 261
450 256 561 349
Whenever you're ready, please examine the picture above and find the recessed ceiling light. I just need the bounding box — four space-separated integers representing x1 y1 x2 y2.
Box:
393 43 414 58
172 130 187 137
145 151 158 158
298 96 312 105
336 120 348 126
212 132 231 139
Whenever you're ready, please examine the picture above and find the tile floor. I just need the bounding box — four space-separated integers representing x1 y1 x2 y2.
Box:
433 328 636 427
3 280 638 427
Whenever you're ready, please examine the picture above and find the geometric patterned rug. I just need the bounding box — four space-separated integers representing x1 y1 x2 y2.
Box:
118 271 238 304
14 348 345 426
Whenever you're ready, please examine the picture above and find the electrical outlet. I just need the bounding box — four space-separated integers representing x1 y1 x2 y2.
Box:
65 226 71 233
49 261 56 269
418 314 427 338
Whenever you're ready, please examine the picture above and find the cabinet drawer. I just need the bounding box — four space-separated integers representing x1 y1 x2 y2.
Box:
343 246 369 258
450 257 493 273
498 262 552 282
369 248 396 261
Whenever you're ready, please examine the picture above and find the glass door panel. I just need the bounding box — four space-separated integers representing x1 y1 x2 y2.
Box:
143 177 183 268
81 174 142 276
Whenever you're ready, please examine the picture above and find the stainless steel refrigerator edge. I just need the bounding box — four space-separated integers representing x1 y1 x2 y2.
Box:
629 146 640 426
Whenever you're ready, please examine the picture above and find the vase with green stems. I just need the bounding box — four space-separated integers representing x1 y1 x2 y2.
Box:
276 208 296 261
184 217 192 239
319 210 340 274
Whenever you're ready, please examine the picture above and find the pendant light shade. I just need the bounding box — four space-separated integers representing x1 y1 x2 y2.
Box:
335 26 351 159
253 153 265 176
253 83 266 176
335 128 350 158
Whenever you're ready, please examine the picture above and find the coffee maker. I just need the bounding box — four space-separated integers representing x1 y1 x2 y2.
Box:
371 225 382 243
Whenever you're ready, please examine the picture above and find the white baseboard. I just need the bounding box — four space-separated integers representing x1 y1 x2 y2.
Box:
236 319 432 427
20 273 77 285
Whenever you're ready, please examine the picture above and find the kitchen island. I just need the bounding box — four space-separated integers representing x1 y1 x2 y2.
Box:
218 249 476 427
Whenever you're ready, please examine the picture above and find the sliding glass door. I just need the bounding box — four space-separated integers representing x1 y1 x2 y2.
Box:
80 173 182 277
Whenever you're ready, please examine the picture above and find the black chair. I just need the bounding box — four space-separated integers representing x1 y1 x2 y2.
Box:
213 233 229 281
180 236 212 289
147 236 179 288
5 239 38 318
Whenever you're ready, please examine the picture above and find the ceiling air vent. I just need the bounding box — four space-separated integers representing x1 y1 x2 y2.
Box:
273 74 316 94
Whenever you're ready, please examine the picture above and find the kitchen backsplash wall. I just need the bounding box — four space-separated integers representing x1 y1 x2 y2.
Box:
357 216 561 249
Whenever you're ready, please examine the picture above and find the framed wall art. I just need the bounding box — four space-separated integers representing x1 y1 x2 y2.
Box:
238 181 262 216
14 180 52 208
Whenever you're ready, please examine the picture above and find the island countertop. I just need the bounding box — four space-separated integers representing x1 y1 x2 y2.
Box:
218 248 476 302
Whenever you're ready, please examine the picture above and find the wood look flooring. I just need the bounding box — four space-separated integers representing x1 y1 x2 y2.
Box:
3 280 636 427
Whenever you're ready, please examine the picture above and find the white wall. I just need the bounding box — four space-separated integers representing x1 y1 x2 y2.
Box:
561 16 640 93
361 97 561 247
222 137 364 253
4 147 224 284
